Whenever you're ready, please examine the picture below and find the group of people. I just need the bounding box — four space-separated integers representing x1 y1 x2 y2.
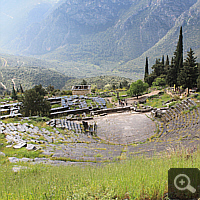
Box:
118 99 128 107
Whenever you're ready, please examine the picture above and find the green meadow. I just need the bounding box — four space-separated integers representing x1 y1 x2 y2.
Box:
0 148 199 200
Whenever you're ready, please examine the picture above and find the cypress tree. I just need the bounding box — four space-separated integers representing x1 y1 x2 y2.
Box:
161 55 165 75
166 55 169 66
174 26 183 88
144 57 149 78
20 84 24 94
162 55 165 65
11 85 17 100
144 57 150 85
164 55 170 76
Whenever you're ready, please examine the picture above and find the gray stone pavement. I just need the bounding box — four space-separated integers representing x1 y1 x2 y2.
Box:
94 112 156 144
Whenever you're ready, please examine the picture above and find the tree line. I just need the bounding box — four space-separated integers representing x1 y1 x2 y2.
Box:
144 27 199 93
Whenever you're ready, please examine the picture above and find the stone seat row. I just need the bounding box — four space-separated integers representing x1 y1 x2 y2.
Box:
163 99 199 134
164 98 196 122
47 118 97 135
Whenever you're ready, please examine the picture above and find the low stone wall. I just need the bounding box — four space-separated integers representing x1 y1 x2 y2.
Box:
50 108 90 117
130 105 153 113
135 108 153 113
93 106 131 115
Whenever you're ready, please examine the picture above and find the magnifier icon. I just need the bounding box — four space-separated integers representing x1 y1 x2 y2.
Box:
174 174 196 193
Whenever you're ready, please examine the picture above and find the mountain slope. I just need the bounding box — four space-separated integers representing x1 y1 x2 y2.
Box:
12 0 197 57
41 0 199 78
9 0 133 55
124 0 200 72
0 0 61 47
1 0 199 80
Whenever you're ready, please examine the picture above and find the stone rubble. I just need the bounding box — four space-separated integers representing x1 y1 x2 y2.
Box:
12 166 28 173
0 151 5 156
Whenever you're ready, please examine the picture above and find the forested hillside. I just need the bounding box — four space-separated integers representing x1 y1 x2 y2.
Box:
0 54 71 91
63 76 132 90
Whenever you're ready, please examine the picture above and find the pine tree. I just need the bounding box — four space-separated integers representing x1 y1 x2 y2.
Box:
178 48 198 94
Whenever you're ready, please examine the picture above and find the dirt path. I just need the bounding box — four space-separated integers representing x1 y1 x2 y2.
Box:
126 90 160 105
0 58 7 89
108 90 160 106
1 58 8 68
0 82 6 89
12 78 16 89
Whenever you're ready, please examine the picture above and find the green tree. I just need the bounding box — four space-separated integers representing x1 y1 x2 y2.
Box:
128 80 148 99
151 59 165 78
0 85 5 95
166 55 169 66
144 57 149 80
80 79 87 85
178 48 198 94
47 84 54 93
174 26 183 88
11 85 17 100
20 84 24 94
197 75 200 91
198 63 200 91
165 55 170 72
20 85 50 117
34 84 47 96
121 80 129 89
161 55 165 65
112 83 116 90
152 77 166 87
145 73 156 87
166 57 176 87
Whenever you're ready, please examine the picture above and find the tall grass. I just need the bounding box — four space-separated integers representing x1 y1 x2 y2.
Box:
0 148 199 199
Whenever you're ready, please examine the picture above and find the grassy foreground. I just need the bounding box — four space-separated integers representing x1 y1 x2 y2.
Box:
0 148 199 200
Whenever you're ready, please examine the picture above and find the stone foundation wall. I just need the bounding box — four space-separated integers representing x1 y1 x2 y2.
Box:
72 89 91 95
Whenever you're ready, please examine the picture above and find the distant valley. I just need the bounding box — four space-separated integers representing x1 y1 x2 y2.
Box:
0 0 200 82
0 54 71 91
